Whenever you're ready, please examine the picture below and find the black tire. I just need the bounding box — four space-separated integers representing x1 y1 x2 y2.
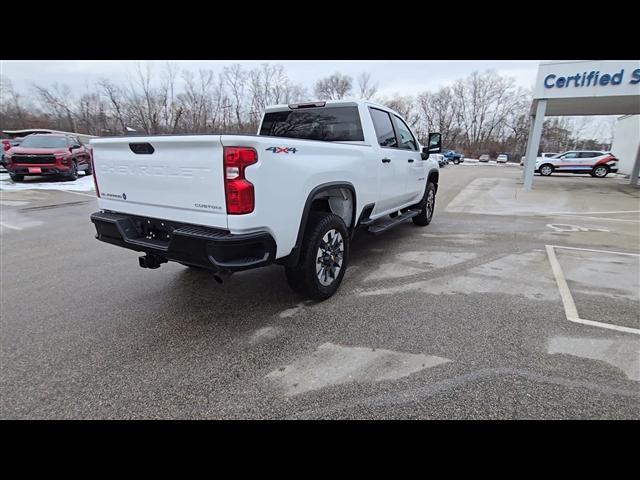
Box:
592 164 609 178
65 160 78 181
284 212 349 301
9 173 24 182
85 160 93 176
539 163 554 176
413 182 436 226
453 159 459 165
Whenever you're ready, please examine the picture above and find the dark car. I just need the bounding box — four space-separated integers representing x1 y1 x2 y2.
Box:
4 134 92 182
441 149 464 164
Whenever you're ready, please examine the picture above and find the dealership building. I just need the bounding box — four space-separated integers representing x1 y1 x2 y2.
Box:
522 60 640 189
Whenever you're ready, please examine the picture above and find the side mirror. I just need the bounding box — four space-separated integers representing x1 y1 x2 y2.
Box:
427 132 442 154
421 150 429 160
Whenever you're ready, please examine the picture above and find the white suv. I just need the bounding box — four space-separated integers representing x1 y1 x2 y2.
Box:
535 151 619 177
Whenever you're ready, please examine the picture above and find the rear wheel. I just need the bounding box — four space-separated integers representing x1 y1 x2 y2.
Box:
453 159 459 165
539 163 554 176
285 212 349 301
592 165 609 178
9 173 24 182
413 182 436 226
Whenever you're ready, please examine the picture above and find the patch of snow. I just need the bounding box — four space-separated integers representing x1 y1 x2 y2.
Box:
0 172 95 193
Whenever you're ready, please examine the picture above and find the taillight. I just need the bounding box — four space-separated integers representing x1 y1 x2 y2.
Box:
90 152 100 198
2 140 10 152
224 146 257 214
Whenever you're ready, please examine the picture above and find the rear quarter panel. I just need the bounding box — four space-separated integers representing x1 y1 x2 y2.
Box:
222 135 377 259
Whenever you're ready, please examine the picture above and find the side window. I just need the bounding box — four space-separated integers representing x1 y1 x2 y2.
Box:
393 116 417 151
562 152 578 159
369 108 397 148
579 152 597 158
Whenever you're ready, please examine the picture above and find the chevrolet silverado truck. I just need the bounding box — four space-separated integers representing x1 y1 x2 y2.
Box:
5 133 92 182
89 100 442 300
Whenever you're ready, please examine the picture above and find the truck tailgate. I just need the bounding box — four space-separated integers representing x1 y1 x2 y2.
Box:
91 135 227 229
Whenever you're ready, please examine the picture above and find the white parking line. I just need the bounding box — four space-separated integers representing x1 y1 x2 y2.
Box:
545 245 640 335
550 245 640 257
548 210 640 215
561 216 640 223
61 190 96 198
0 221 23 231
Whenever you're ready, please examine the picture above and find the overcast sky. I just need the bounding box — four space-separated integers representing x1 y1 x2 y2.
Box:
0 60 616 140
1 60 542 97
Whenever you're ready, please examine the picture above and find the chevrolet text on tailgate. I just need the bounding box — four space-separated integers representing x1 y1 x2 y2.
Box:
90 100 442 300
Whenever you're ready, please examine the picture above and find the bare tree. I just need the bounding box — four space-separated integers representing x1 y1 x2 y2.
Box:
357 72 377 100
223 64 247 131
313 73 353 100
379 94 419 128
33 83 78 132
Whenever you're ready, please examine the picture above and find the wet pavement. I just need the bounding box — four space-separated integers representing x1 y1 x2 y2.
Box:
1 165 639 419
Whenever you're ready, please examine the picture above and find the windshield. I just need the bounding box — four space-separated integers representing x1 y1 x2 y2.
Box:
19 136 69 149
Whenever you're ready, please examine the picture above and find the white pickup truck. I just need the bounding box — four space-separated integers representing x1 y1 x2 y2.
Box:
90 100 442 300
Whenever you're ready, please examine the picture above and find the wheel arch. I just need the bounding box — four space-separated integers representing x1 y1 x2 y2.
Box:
282 181 357 267
427 169 439 193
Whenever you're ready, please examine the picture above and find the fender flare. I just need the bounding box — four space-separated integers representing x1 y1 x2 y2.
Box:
426 168 439 193
283 181 357 267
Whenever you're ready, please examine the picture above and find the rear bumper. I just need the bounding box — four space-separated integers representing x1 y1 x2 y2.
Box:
90 211 276 273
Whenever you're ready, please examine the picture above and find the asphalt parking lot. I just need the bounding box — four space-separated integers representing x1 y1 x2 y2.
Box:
1 165 639 419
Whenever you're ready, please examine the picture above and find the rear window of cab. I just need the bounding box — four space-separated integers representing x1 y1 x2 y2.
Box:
260 106 364 142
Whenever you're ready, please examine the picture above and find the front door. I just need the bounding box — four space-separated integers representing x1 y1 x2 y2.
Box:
392 114 424 203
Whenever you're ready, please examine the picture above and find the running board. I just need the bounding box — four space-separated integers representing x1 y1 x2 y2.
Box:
366 209 421 235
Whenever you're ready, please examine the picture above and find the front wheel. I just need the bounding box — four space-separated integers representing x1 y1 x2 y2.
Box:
591 165 609 178
65 160 78 181
453 159 460 165
285 212 349 301
539 163 554 176
413 182 436 226
9 173 24 182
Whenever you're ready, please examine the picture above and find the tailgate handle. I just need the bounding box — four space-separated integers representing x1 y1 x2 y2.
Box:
129 143 155 155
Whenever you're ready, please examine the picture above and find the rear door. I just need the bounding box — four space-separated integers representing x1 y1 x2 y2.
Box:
368 107 409 213
577 151 601 171
91 135 228 229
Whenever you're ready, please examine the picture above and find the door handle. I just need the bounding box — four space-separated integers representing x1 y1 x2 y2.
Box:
381 158 391 163
407 159 414 163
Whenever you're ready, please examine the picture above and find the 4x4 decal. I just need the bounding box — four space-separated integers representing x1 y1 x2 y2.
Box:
266 147 297 154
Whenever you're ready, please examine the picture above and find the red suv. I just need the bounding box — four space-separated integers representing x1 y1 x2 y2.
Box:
4 134 92 182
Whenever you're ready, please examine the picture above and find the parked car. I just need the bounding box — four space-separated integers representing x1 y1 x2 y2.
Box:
431 153 446 167
89 100 442 300
497 154 508 163
521 152 558 166
4 134 93 182
442 149 464 164
1 137 24 171
479 154 490 162
535 150 618 177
